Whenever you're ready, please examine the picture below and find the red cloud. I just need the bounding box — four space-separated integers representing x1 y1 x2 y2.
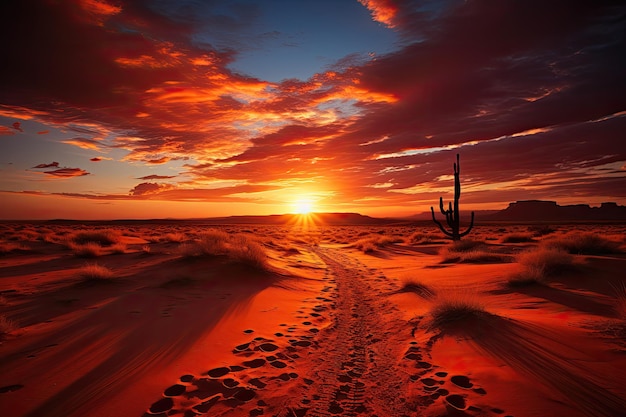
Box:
11 122 23 132
90 157 102 162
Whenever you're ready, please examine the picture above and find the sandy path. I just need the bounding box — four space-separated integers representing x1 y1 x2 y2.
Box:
289 246 411 416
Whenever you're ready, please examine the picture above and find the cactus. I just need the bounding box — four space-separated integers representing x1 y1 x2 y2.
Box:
431 153 474 241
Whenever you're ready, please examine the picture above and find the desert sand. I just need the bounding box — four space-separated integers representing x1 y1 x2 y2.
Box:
1 220 626 417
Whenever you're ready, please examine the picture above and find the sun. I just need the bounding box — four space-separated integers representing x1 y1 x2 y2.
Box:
293 198 314 215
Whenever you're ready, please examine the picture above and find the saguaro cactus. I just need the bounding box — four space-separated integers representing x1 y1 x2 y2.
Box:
431 153 474 241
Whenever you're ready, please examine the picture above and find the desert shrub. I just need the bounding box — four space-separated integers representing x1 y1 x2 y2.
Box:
352 235 402 253
517 247 578 276
399 277 435 298
544 232 622 255
506 247 580 287
438 240 508 263
614 283 626 321
69 229 122 246
428 291 487 329
405 232 436 245
69 242 104 258
109 243 127 254
507 265 547 287
0 315 16 338
181 230 268 269
77 263 114 281
0 242 29 255
529 225 557 237
164 232 187 243
501 233 535 243
228 235 268 268
447 239 485 253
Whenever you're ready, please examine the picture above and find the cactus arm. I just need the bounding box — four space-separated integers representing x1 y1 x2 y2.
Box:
459 211 475 238
431 206 454 238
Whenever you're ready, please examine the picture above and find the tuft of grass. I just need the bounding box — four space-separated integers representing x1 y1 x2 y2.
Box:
69 242 104 258
501 233 535 243
544 232 622 255
507 265 547 287
506 247 580 287
613 282 626 321
109 243 127 254
428 291 487 329
517 246 579 276
352 235 402 253
399 277 435 298
77 263 114 281
180 230 269 269
228 235 268 268
0 242 29 255
68 229 122 246
405 232 437 245
164 232 187 243
0 315 17 337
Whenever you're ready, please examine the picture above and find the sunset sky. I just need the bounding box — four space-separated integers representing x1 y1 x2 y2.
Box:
1 0 625 219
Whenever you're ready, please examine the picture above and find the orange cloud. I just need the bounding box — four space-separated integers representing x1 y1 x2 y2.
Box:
357 0 398 27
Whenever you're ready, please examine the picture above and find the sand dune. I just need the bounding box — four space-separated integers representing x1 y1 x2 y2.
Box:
1 222 625 416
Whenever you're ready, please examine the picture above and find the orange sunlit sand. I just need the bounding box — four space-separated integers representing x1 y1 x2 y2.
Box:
1 218 626 417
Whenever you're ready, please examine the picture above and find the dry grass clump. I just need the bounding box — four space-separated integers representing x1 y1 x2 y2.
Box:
0 242 29 255
164 232 187 243
428 291 487 329
399 277 435 299
0 315 16 338
69 242 105 258
439 240 509 263
68 229 122 246
77 263 114 281
180 230 268 269
613 283 626 321
352 235 403 253
109 243 127 254
405 232 438 245
544 232 622 255
501 232 535 243
507 247 579 287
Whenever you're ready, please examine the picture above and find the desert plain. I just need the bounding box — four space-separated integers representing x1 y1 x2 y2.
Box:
0 219 625 417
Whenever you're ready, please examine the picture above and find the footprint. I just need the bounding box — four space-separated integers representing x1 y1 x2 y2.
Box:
163 384 186 396
207 367 230 378
243 358 266 368
445 394 466 410
243 329 254 334
193 395 220 413
259 342 279 352
148 397 174 413
180 374 194 383
234 388 256 402
269 360 287 368
451 375 473 389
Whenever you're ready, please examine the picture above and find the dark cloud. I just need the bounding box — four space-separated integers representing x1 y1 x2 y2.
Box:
33 162 60 169
43 168 90 178
137 174 177 180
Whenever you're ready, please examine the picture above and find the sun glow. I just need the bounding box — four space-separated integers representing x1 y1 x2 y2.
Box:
293 198 314 215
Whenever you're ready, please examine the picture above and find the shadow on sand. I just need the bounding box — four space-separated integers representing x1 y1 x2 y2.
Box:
2 256 287 417
433 314 626 417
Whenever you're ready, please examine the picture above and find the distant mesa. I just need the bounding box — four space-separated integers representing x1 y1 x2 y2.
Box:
486 200 626 222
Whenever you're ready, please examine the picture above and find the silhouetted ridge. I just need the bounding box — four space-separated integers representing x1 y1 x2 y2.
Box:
487 200 626 221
